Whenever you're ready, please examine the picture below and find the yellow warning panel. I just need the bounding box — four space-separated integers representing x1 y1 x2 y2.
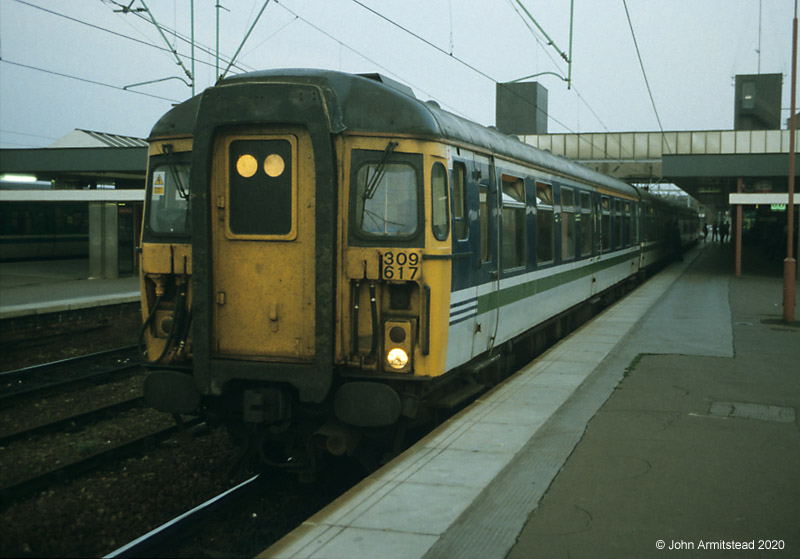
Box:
153 171 165 196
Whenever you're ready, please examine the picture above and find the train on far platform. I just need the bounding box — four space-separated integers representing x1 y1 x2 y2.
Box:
0 198 89 261
138 69 698 477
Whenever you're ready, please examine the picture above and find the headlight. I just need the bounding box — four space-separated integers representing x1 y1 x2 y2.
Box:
386 348 409 370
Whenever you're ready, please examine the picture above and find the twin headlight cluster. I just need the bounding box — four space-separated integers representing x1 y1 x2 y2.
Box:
384 320 414 373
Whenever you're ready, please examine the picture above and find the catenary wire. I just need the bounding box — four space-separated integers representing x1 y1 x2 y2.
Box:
0 59 182 103
621 0 671 154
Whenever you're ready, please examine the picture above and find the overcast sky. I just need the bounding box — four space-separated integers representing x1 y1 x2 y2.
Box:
0 0 797 149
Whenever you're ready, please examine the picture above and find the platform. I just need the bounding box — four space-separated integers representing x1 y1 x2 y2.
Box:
262 242 800 559
0 259 139 319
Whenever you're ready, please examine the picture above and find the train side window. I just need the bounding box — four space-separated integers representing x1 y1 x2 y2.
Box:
452 162 468 240
479 185 490 263
431 162 449 241
601 196 611 251
614 199 623 248
624 201 633 246
536 181 554 264
647 205 655 241
580 191 592 256
561 187 576 260
501 174 526 270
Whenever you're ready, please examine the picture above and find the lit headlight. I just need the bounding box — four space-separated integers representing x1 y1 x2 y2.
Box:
386 348 409 370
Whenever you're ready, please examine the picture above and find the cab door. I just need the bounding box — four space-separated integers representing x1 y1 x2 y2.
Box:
211 128 317 361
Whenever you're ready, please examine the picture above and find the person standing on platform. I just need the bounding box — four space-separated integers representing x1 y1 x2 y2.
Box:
703 223 709 242
712 221 719 242
721 220 729 243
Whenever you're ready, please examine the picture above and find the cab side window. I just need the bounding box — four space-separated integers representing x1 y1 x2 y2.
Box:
431 162 449 241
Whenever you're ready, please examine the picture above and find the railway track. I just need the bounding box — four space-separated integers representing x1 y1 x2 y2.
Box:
106 474 263 558
0 408 201 501
0 344 142 405
0 345 199 501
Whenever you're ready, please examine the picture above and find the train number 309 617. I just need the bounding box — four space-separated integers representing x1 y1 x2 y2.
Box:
380 251 419 280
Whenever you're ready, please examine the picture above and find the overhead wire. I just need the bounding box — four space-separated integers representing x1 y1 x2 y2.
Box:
273 0 472 120
345 0 579 135
100 0 255 74
0 59 182 103
345 0 639 170
12 0 249 80
503 0 641 166
621 0 671 154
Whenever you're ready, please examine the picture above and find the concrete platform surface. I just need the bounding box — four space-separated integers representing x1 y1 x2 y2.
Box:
261 243 799 559
0 259 139 319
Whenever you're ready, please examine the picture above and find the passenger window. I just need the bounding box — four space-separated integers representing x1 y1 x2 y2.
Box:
479 186 490 263
601 196 611 251
614 199 623 248
501 175 526 270
536 181 554 264
580 191 592 256
452 162 468 240
561 187 576 260
624 201 632 246
431 162 449 241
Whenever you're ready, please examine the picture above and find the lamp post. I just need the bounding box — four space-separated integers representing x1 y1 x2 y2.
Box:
784 0 797 324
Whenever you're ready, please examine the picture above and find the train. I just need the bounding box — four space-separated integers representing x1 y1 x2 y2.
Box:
0 199 89 261
139 69 698 475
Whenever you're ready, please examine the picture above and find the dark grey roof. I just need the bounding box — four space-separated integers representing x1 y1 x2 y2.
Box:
50 129 148 148
218 69 638 196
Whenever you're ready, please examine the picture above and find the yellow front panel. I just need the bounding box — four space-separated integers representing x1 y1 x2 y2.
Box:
211 128 316 361
335 135 452 378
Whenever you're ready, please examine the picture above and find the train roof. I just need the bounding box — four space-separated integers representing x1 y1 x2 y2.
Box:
151 69 649 199
149 94 202 140
221 69 638 197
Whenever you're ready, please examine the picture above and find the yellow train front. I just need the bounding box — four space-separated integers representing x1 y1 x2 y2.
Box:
141 69 695 474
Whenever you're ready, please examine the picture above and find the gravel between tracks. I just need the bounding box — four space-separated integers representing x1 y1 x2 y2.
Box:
0 305 359 558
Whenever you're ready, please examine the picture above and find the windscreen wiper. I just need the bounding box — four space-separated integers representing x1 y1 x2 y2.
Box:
363 140 398 200
162 143 189 199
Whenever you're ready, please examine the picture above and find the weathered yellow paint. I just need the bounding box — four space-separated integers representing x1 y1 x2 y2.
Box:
141 243 192 275
139 138 194 362
336 135 452 378
211 127 316 362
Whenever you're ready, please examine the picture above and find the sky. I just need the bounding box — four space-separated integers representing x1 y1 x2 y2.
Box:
0 0 797 149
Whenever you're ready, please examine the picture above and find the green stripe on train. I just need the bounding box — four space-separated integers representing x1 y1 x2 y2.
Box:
476 250 640 314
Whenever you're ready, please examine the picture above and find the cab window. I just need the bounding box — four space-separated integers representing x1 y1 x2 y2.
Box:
355 162 418 237
149 161 190 235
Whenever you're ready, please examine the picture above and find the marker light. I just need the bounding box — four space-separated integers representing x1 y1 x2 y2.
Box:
264 154 285 177
386 348 409 370
236 154 257 178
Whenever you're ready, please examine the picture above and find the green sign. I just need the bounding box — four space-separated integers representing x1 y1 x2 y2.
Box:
771 204 786 211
